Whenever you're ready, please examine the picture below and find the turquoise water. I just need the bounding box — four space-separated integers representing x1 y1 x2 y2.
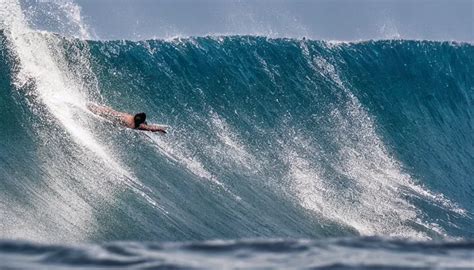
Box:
1 32 472 241
0 30 473 267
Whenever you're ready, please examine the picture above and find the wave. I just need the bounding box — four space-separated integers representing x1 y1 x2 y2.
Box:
1 21 473 243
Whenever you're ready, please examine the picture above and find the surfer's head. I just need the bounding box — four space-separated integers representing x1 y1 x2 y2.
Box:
134 112 147 128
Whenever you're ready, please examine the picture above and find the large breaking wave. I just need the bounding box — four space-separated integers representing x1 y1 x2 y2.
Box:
0 1 473 244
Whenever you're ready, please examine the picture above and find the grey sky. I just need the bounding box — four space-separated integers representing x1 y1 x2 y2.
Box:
25 0 474 41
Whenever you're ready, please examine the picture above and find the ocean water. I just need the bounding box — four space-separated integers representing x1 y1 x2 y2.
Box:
2 238 474 269
1 1 473 269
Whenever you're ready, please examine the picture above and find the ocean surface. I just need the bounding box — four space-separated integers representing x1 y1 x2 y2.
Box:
2 237 474 269
1 1 474 268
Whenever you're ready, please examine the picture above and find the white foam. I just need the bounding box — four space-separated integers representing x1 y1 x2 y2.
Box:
144 132 221 186
209 111 259 171
143 115 244 201
0 0 163 241
283 50 466 239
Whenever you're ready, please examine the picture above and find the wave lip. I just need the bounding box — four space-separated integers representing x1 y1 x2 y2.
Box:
1 238 474 269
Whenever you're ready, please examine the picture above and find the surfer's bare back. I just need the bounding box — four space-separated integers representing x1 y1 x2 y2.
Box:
87 103 167 134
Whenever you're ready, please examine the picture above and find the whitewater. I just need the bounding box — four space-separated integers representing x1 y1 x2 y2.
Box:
0 0 473 268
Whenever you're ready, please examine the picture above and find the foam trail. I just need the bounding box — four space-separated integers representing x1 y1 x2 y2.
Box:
144 133 222 186
0 0 163 241
282 47 466 238
143 128 244 201
208 111 259 172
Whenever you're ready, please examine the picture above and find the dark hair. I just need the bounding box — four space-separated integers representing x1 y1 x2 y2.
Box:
134 112 147 128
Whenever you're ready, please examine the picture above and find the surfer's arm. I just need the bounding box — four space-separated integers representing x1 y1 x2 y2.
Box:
137 124 167 134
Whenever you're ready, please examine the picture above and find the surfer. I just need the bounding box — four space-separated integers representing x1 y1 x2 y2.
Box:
87 103 167 133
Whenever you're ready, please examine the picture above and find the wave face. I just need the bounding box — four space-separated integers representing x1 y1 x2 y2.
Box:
1 28 473 242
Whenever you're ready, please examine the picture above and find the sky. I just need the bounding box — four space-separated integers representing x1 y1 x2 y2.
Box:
21 0 474 41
